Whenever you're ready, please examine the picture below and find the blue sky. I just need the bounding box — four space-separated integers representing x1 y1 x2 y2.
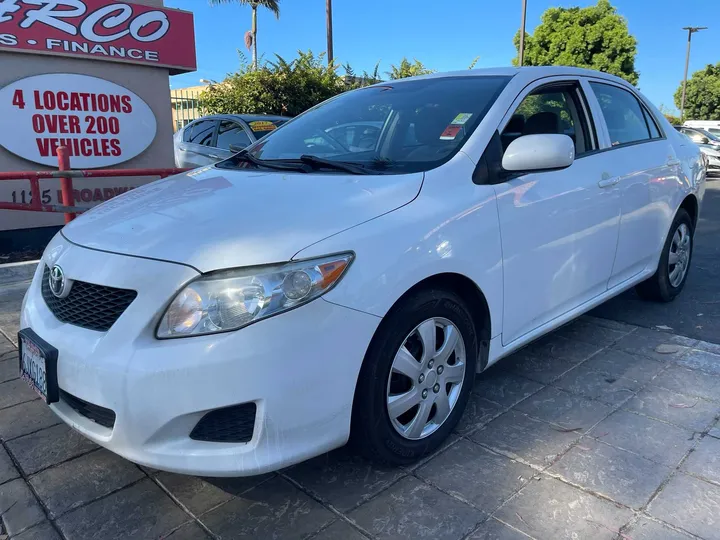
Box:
166 0 718 113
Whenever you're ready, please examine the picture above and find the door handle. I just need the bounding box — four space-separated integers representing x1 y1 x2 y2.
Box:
598 177 620 188
667 158 681 167
208 154 221 159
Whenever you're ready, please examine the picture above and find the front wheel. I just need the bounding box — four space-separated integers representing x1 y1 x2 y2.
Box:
636 208 693 302
351 289 478 465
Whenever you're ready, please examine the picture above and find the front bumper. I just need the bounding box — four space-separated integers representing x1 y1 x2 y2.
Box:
21 234 380 476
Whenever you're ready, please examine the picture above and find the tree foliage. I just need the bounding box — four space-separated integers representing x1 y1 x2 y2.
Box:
658 104 682 126
514 0 639 85
201 50 344 116
387 58 435 80
207 0 280 17
674 62 720 120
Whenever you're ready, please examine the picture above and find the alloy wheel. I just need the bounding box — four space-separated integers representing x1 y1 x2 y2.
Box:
386 317 466 440
668 222 691 287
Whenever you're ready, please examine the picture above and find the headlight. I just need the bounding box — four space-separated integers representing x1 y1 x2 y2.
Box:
157 253 354 338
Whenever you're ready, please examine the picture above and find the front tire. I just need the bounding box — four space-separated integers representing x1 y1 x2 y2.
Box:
350 288 478 465
636 208 693 302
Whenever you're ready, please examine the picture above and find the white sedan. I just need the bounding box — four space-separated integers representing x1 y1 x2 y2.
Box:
19 67 705 476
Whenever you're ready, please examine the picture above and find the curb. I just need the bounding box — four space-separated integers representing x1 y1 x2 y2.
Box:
0 260 39 285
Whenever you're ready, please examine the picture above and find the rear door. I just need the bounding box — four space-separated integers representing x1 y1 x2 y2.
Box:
495 78 622 344
176 119 219 168
586 81 677 287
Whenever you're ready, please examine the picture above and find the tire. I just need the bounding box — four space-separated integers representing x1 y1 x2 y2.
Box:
635 208 693 302
350 288 478 465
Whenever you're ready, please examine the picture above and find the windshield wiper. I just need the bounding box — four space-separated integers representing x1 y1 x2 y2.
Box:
224 151 309 172
299 155 373 175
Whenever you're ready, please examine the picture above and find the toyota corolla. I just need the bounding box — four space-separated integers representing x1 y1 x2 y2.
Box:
19 67 705 476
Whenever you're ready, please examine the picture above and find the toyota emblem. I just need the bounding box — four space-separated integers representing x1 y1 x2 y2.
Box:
48 265 72 299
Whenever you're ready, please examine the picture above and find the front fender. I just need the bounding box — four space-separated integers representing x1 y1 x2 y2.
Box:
294 156 504 339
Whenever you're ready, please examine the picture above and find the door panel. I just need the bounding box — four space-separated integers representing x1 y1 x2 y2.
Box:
495 156 621 345
602 142 677 287
586 81 675 287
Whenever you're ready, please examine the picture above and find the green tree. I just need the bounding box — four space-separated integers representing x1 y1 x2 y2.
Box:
674 62 720 120
201 50 344 116
387 58 435 79
658 104 682 126
208 0 280 70
514 0 639 85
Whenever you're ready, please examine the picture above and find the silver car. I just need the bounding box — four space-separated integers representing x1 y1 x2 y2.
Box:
174 114 289 168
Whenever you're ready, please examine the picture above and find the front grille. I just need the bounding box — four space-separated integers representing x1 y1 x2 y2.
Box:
190 403 256 443
41 266 137 332
60 390 116 429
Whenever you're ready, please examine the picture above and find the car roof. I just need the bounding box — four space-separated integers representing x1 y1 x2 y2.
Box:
189 114 290 124
233 114 290 122
380 66 634 88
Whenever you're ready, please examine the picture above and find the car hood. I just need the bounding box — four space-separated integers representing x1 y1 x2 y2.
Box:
62 166 423 272
700 145 720 157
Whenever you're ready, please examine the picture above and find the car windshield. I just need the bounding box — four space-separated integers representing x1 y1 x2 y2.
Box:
222 76 510 174
698 129 720 142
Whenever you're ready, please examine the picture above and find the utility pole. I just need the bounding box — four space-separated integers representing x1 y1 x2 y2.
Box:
518 0 527 66
680 26 707 121
326 0 334 66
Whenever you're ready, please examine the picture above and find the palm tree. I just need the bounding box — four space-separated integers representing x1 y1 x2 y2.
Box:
208 0 281 70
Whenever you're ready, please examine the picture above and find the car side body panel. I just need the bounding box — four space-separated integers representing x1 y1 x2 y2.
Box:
294 151 505 341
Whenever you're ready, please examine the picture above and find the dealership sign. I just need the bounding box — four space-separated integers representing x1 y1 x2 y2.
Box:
0 73 156 168
0 0 195 73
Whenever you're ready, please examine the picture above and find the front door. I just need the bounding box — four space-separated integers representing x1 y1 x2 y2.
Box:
494 80 621 345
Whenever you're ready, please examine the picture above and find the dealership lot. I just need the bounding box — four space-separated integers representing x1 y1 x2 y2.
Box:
2 286 720 539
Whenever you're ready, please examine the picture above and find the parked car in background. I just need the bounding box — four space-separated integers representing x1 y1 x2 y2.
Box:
675 127 720 176
683 120 720 136
21 67 705 477
174 114 290 168
677 126 720 149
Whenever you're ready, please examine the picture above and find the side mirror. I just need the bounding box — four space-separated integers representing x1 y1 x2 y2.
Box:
700 137 710 145
229 143 246 153
502 134 575 173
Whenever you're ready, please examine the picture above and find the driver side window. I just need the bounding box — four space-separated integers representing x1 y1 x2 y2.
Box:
501 84 594 156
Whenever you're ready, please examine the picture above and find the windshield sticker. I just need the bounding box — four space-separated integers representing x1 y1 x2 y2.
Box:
440 125 462 140
248 121 277 132
451 113 473 125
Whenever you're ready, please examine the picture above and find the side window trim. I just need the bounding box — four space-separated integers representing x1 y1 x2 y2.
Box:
208 120 220 148
235 119 256 142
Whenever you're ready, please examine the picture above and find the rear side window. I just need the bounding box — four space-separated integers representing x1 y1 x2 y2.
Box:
590 83 650 147
642 108 661 139
216 121 252 150
187 120 216 146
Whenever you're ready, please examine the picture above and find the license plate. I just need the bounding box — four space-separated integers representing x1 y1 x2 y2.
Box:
18 329 59 404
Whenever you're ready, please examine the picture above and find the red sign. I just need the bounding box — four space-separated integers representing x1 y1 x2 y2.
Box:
0 0 196 74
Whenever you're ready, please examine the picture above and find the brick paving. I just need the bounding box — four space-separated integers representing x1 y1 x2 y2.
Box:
1 280 720 539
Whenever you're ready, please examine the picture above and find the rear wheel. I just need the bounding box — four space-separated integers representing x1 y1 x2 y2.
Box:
351 289 478 465
636 208 693 302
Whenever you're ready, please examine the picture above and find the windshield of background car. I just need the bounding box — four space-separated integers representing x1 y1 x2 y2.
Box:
699 129 720 142
242 76 511 174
